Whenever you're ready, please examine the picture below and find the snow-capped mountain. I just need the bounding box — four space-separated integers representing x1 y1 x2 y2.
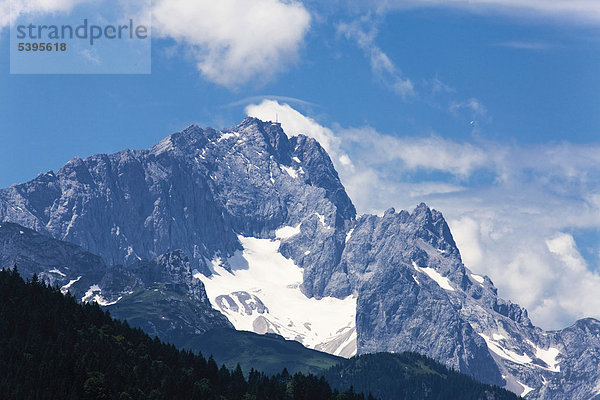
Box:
1 117 600 399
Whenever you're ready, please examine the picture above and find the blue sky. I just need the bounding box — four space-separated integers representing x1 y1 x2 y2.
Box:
1 0 600 329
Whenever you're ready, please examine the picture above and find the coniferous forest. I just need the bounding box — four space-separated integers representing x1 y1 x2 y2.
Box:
324 352 520 400
0 266 521 400
0 267 370 400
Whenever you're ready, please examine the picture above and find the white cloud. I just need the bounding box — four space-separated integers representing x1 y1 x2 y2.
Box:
497 41 554 50
370 0 600 24
344 126 492 177
2 1 311 87
246 100 600 330
0 0 88 28
450 217 485 267
337 17 414 98
152 0 311 87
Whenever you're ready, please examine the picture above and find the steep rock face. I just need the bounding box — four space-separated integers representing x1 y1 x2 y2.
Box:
340 206 505 385
0 147 236 274
0 222 231 339
103 250 233 345
534 319 600 400
0 221 105 295
0 118 354 277
337 204 600 398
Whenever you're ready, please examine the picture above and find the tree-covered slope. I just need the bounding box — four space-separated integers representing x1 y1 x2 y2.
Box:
0 267 365 400
324 352 520 400
184 328 343 376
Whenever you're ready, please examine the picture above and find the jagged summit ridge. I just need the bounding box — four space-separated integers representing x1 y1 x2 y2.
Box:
0 117 355 275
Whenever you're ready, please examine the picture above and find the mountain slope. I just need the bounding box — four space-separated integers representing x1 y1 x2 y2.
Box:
0 221 106 296
1 117 600 398
0 267 366 400
0 222 232 337
184 328 344 376
324 352 519 400
337 204 599 398
0 117 360 356
0 118 354 277
0 221 352 377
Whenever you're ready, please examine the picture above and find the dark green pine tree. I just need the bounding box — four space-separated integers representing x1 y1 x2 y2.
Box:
0 267 369 400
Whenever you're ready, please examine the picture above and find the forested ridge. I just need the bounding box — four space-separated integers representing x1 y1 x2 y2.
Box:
0 266 521 400
0 267 370 400
324 352 520 400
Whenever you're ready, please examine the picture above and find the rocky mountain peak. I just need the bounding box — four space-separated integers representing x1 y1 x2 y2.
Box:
3 118 600 399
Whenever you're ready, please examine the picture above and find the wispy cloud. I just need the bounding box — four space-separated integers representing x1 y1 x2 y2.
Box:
226 95 318 109
449 98 488 117
247 99 600 330
337 16 415 98
370 0 600 24
497 41 555 50
80 48 101 64
428 77 455 95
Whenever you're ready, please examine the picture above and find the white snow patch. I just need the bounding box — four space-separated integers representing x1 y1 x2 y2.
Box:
60 276 82 294
152 137 174 155
49 269 66 277
492 333 506 341
412 275 420 285
81 285 121 306
316 213 326 225
196 236 357 357
98 296 122 306
479 333 533 365
126 246 140 261
333 327 357 357
518 381 534 397
471 274 485 284
281 165 298 179
345 228 354 243
533 345 561 372
218 131 240 142
275 224 301 240
541 376 549 385
304 250 311 255
315 213 333 230
292 156 301 163
412 261 455 291
19 231 24 234
82 285 101 302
